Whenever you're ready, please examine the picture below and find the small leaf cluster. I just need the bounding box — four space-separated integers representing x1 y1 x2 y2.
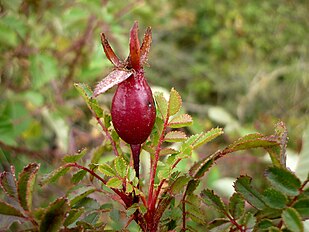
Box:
0 86 308 231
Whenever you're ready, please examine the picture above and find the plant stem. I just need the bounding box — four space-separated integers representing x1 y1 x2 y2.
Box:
131 144 141 180
93 112 119 156
147 113 169 210
64 162 131 206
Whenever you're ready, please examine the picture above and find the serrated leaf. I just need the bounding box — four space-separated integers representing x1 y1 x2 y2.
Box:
229 193 245 219
74 83 103 117
164 131 187 142
234 176 267 210
189 154 215 179
114 156 127 178
262 187 288 209
257 219 274 230
71 170 87 184
40 166 70 186
39 197 69 232
126 182 134 193
282 207 304 232
170 175 191 195
63 208 85 227
239 212 256 229
68 186 96 206
0 200 24 217
98 163 116 177
127 166 136 182
168 88 182 116
168 114 193 128
63 148 87 163
17 163 40 211
189 128 224 150
93 70 133 96
0 169 17 199
265 166 301 196
208 219 231 232
186 179 200 195
225 133 279 153
293 199 309 218
201 189 227 214
106 177 122 189
155 92 168 118
126 203 139 217
160 147 178 156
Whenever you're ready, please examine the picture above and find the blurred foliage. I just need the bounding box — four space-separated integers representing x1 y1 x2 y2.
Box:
0 0 308 216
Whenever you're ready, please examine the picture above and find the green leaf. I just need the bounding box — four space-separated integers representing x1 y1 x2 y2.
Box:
0 200 24 217
293 199 309 218
164 131 187 142
189 155 215 179
71 170 87 184
127 166 136 183
201 189 227 214
106 177 122 189
17 163 40 211
225 133 279 152
126 183 134 193
239 212 256 230
257 219 274 230
208 219 231 232
74 83 103 117
265 167 301 196
40 166 70 186
39 197 69 232
262 187 288 209
114 156 127 178
63 208 85 227
0 167 18 199
68 186 96 206
234 176 267 210
170 175 191 195
282 207 304 232
168 114 193 128
228 193 245 219
155 92 168 118
168 88 182 116
98 163 116 177
63 148 87 163
160 147 178 156
187 128 224 150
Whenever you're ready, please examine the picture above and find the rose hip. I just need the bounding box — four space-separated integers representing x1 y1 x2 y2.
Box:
94 22 156 179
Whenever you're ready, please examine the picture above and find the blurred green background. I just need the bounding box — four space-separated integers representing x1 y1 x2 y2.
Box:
0 0 308 203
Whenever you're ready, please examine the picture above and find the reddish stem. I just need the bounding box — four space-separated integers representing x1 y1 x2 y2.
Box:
93 112 119 157
147 113 169 211
64 163 131 206
131 144 141 180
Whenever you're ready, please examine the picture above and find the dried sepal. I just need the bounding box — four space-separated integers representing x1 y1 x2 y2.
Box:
93 70 133 97
100 33 122 68
140 27 152 65
129 21 141 70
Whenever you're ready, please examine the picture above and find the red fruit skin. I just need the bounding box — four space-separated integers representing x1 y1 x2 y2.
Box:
111 70 156 145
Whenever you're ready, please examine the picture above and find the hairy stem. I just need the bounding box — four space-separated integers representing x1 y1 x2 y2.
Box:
148 113 169 211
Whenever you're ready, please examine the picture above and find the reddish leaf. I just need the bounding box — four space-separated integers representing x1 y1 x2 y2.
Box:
93 70 133 97
129 21 141 70
100 33 122 67
17 163 40 211
0 167 18 199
